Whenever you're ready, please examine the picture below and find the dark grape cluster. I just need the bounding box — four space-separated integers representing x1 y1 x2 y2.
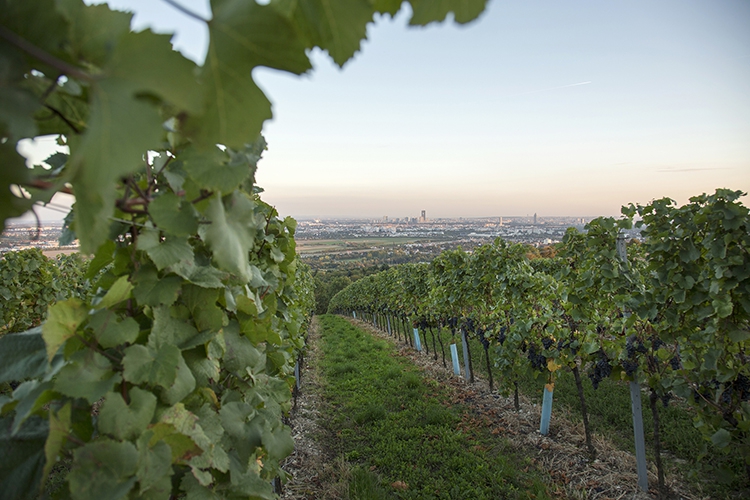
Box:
625 335 648 357
660 392 672 408
497 327 507 345
541 337 554 350
651 337 665 350
477 329 490 349
448 317 459 329
669 355 681 371
527 345 546 372
464 317 476 333
621 359 638 377
589 353 612 390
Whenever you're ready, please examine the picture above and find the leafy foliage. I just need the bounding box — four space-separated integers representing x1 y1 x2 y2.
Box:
0 0 487 497
329 189 750 485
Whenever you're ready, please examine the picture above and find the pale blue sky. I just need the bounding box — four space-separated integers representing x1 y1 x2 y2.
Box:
38 1 750 219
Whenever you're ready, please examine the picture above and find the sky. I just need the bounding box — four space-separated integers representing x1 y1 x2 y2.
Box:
20 0 750 220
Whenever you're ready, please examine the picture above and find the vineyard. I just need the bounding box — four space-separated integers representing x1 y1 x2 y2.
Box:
328 190 750 496
1 0 748 498
0 0 491 498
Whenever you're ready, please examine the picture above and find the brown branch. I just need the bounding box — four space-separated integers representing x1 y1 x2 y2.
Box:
43 104 82 134
190 190 214 204
161 0 210 23
0 25 91 82
24 179 73 195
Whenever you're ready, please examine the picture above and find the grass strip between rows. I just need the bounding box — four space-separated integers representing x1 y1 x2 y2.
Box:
316 314 552 500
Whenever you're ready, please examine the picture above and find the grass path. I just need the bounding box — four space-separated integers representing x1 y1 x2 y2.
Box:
284 315 552 499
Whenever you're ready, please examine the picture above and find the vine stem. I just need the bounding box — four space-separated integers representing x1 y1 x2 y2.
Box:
0 26 91 82
161 0 211 23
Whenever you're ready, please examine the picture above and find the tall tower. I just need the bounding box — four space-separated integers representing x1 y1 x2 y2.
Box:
533 213 537 225
420 210 426 222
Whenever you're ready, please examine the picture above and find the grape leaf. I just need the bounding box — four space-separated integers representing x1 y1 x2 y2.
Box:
0 140 32 230
43 402 71 479
96 274 133 309
132 265 183 307
200 192 263 283
136 431 173 496
98 388 157 441
89 310 140 349
0 327 49 383
55 0 132 67
279 0 374 66
68 439 138 500
148 192 199 238
160 354 196 405
54 349 122 404
122 344 181 389
408 0 489 25
0 414 48 500
42 298 87 361
189 0 311 149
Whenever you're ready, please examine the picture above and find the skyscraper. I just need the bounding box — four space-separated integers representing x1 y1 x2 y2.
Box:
420 210 426 223
533 213 537 225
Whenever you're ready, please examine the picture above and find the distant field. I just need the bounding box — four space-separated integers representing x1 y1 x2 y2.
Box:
296 237 432 255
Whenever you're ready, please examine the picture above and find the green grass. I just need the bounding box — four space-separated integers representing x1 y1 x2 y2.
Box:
317 315 552 500
416 325 749 497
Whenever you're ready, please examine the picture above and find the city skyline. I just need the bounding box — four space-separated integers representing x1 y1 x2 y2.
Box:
13 0 750 222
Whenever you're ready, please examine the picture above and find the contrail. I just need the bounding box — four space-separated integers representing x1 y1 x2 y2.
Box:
513 81 592 97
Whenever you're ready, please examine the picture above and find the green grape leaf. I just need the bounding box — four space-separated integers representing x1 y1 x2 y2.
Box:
0 415 48 500
228 452 275 499
160 353 196 405
373 0 403 15
136 431 173 496
43 402 71 479
89 310 140 349
711 428 731 449
122 343 180 389
148 237 194 271
408 0 489 25
159 403 211 451
148 422 201 465
55 0 132 67
182 146 250 193
69 28 200 252
54 350 122 404
189 0 311 149
200 192 263 283
98 388 157 441
182 285 226 332
0 327 49 383
281 0 374 67
261 420 294 461
132 265 183 307
42 298 87 361
149 192 199 238
169 257 226 289
68 439 138 500
0 85 39 140
97 274 133 309
151 305 202 349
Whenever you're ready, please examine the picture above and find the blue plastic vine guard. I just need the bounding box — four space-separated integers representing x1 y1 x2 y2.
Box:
450 344 461 375
413 328 422 351
540 385 554 435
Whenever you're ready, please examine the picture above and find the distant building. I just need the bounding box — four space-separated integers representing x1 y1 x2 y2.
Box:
419 210 426 223
533 213 537 225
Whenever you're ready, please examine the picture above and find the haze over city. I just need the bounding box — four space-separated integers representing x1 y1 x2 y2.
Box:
15 0 750 222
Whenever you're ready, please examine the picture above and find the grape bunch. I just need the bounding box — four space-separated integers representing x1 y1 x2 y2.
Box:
527 345 547 372
621 359 638 377
589 353 612 389
497 326 507 345
541 337 554 350
669 355 681 371
477 328 490 349
660 392 672 408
